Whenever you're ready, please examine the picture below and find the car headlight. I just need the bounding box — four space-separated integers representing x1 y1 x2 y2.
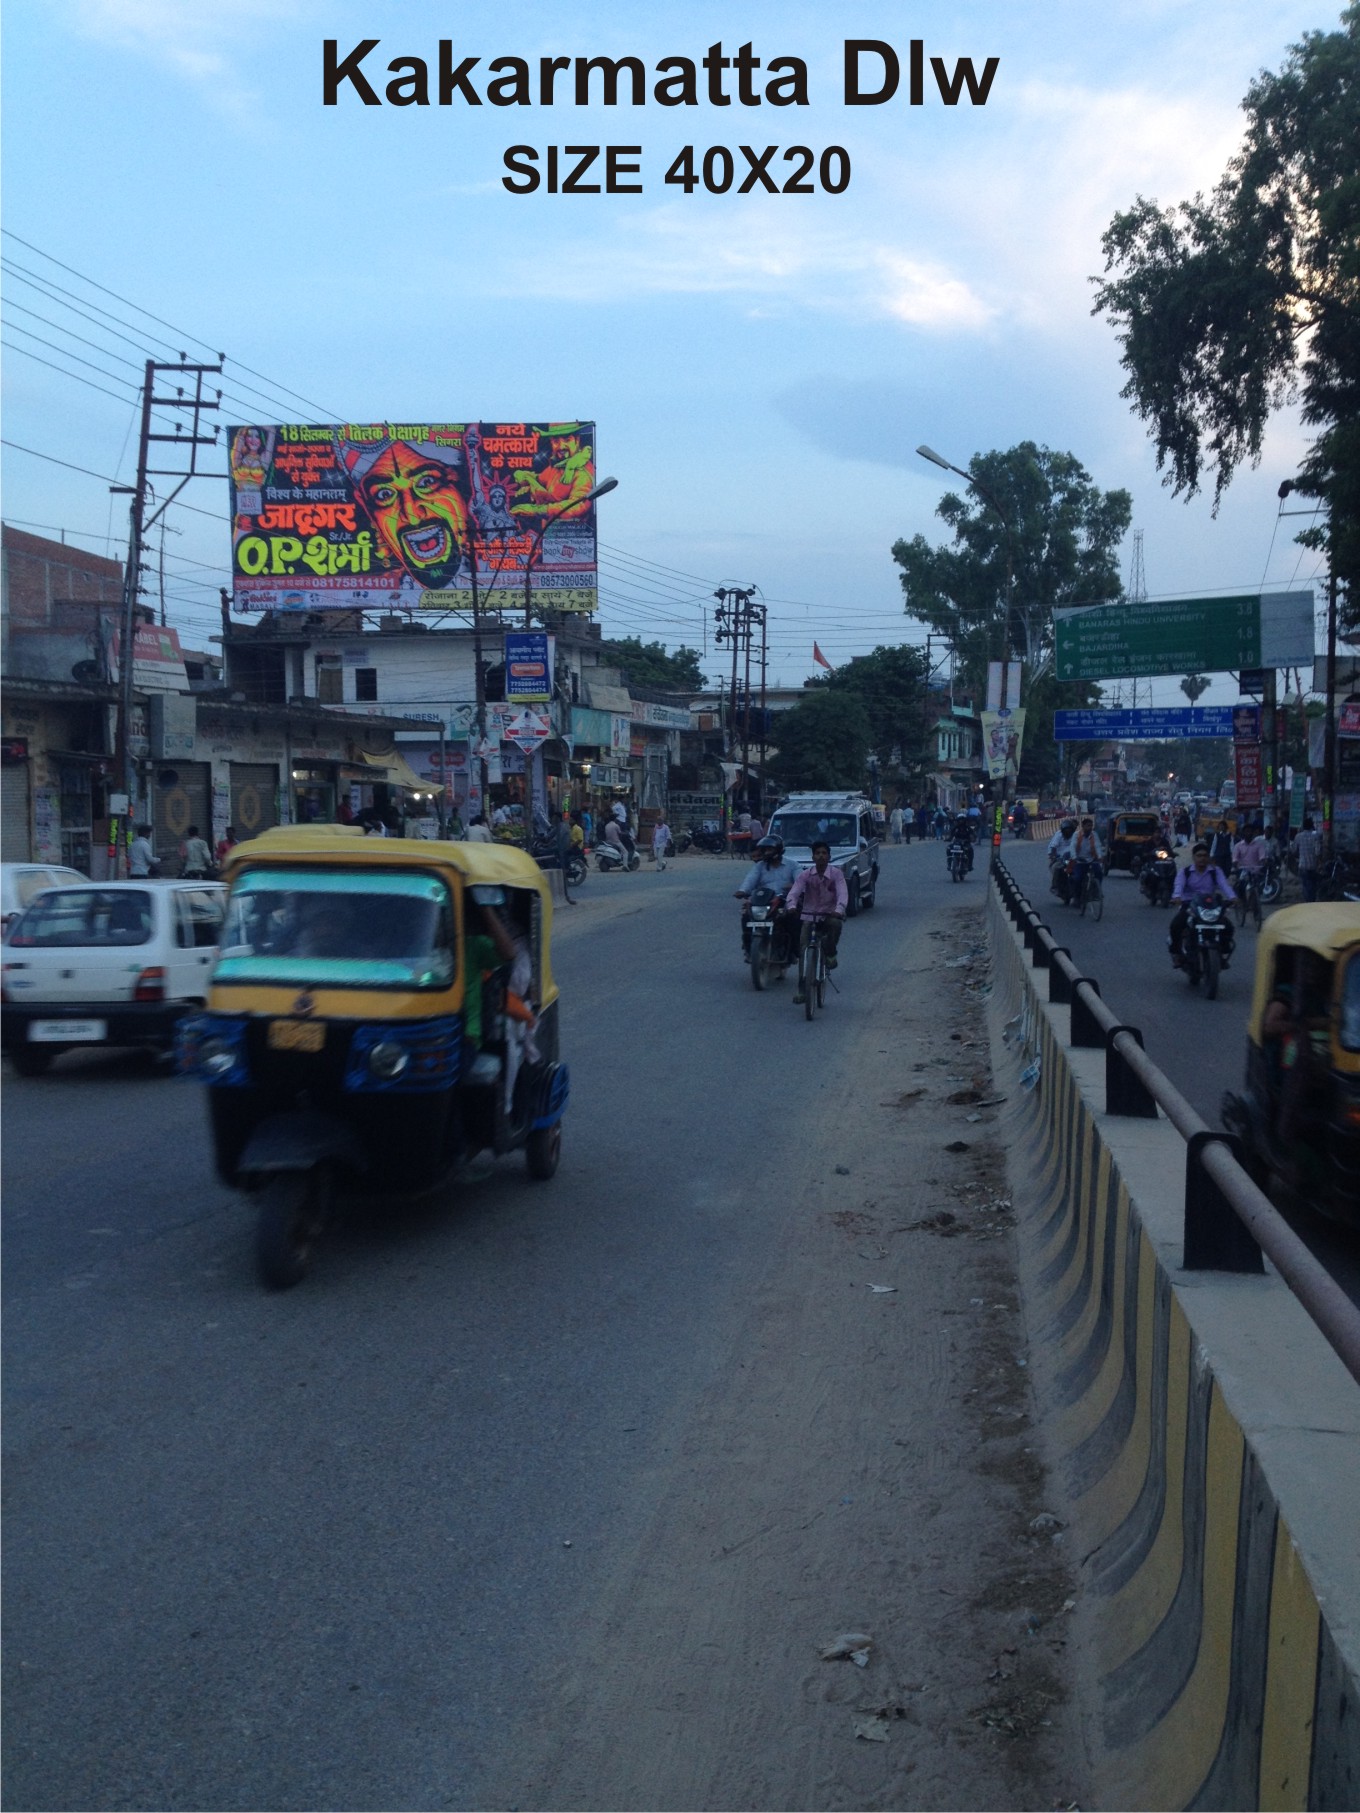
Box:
367 1040 410 1081
199 1038 238 1079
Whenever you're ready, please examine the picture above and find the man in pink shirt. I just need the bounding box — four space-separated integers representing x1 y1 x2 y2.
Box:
785 840 848 1003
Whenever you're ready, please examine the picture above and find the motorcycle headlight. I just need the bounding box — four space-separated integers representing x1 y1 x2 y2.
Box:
1200 906 1223 921
199 1038 237 1079
367 1040 410 1080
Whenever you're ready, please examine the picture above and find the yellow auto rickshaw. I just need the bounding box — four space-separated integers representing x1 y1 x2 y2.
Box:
177 827 567 1286
1222 902 1360 1225
1104 811 1164 876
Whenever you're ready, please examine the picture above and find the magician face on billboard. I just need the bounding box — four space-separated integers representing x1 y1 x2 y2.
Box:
351 438 470 590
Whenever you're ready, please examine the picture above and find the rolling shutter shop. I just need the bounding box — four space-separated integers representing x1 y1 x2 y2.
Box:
153 761 211 872
229 763 279 842
2 762 31 860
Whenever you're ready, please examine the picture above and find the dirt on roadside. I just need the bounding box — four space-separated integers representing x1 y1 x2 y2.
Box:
500 895 1086 1812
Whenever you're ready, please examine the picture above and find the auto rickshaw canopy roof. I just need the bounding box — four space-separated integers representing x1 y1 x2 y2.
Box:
1248 902 1360 1042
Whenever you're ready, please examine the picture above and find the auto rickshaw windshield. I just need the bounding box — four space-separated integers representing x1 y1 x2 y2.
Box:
215 868 454 990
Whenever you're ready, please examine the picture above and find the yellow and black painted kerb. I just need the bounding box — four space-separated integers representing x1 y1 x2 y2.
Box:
987 885 1359 1811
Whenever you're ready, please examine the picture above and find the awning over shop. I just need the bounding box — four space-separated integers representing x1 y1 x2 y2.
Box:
359 748 444 793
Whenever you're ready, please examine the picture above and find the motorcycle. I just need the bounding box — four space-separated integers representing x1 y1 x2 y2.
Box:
1179 895 1236 999
1258 853 1283 904
746 886 794 991
596 838 641 874
947 836 971 882
678 821 727 855
1139 846 1177 908
529 829 587 889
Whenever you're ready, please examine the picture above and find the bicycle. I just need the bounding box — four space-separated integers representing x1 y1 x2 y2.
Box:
797 915 832 1021
1232 868 1263 930
1076 860 1104 921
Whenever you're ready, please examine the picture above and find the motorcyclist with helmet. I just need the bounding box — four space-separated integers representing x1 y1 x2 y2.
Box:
734 834 799 963
951 811 976 870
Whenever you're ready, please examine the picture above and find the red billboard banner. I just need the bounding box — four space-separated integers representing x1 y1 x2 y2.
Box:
1234 741 1263 808
228 421 598 614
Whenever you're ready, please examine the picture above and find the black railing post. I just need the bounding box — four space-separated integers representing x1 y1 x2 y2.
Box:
1070 978 1104 1048
1184 1132 1265 1272
1048 951 1074 1002
1106 1027 1159 1118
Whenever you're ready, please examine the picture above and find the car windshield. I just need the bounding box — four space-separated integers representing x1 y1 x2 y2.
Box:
1120 817 1160 836
214 869 454 990
770 813 857 847
9 888 152 947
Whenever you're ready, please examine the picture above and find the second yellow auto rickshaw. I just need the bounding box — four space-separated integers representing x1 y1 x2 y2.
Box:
177 827 568 1286
1221 902 1360 1225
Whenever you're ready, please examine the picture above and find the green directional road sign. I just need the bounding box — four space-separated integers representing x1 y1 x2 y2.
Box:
1052 590 1314 681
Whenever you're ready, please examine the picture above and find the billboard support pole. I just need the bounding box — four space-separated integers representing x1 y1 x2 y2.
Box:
1263 667 1278 835
466 518 488 809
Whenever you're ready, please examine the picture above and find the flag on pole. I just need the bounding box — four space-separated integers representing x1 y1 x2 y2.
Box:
813 642 832 669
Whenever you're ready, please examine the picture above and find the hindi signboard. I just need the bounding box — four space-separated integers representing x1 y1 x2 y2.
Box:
1053 590 1314 681
228 422 598 614
504 631 552 702
1234 743 1263 808
1052 706 1236 741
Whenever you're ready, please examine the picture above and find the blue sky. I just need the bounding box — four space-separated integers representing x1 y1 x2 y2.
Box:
0 0 1339 700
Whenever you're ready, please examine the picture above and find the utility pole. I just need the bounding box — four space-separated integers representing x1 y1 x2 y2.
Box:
1324 567 1338 860
713 585 758 817
112 357 222 872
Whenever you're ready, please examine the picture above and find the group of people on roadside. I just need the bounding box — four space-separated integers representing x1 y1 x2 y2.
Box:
888 803 978 843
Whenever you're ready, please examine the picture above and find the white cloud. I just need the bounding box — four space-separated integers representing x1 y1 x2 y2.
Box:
58 0 290 118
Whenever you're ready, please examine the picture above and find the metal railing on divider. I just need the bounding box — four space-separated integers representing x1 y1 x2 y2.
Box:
991 859 1360 1387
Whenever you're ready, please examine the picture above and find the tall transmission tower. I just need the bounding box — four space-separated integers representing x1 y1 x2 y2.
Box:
1120 529 1153 710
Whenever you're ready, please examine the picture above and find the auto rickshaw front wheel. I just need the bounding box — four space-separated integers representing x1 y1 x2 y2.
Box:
526 1121 562 1181
256 1166 331 1290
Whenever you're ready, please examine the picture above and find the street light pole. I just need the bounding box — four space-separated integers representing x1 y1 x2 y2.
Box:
521 475 618 628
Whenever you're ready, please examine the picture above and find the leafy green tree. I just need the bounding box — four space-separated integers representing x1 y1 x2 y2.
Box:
598 637 707 691
892 442 1132 694
822 644 932 778
767 690 872 791
1092 6 1359 620
1180 673 1211 703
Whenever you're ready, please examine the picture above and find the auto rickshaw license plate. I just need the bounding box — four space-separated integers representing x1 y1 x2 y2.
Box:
267 1019 325 1053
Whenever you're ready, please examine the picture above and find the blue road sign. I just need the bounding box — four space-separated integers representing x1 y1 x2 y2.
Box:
1052 706 1237 742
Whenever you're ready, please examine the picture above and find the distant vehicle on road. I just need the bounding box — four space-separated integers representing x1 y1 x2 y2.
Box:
767 793 879 916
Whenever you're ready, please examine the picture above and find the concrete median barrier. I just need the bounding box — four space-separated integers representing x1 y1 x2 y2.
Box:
985 876 1360 1810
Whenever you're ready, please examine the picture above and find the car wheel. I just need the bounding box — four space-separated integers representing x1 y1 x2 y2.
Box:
11 1047 53 1078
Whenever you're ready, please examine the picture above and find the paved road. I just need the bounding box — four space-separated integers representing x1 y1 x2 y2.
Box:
3 846 1082 1812
1000 839 1360 1303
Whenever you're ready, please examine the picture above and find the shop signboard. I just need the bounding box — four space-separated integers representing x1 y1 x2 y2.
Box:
1234 742 1263 808
503 708 550 753
228 421 599 614
1054 590 1314 681
504 631 552 702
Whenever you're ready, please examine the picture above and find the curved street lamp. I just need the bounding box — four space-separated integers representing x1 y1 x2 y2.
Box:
523 475 618 628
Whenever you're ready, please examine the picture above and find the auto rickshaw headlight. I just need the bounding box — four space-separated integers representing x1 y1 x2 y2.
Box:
200 1038 237 1079
368 1039 410 1080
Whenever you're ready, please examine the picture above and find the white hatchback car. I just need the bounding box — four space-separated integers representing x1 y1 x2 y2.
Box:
1 861 88 938
1 881 225 1075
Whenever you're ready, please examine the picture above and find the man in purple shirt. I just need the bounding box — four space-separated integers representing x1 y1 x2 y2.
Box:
785 840 848 1003
1169 840 1236 966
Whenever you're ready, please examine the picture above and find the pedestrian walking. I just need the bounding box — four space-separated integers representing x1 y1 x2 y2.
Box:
652 813 672 872
889 805 904 845
180 824 212 879
128 824 157 878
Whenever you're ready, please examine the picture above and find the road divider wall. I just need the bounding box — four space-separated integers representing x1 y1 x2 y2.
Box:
985 877 1360 1810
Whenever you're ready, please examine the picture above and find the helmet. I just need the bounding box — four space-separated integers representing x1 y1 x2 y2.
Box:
757 834 783 853
1061 819 1077 835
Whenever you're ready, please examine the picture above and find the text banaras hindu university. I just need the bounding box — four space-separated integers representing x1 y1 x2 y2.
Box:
322 38 1000 195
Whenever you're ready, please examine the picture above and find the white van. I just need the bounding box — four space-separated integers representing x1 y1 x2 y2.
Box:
1 881 224 1074
766 793 880 914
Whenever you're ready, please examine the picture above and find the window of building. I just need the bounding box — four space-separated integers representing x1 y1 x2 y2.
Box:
316 663 342 703
354 668 378 702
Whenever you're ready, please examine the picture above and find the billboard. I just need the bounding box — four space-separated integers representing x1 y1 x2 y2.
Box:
228 422 598 614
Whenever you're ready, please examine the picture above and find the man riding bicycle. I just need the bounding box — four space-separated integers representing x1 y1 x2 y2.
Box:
785 840 848 1004
733 835 799 962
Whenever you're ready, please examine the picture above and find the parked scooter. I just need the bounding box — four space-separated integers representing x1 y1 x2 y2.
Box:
1139 845 1177 908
